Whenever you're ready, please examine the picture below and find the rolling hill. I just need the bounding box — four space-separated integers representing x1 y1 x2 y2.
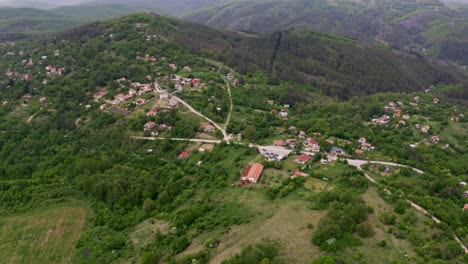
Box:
186 0 468 65
0 4 155 40
59 13 465 99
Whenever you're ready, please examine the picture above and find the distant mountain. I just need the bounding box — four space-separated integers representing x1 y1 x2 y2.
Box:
59 13 464 99
86 0 227 17
52 4 152 21
186 0 468 65
0 4 155 40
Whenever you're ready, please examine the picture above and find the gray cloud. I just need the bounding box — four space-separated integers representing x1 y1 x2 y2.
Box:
0 0 91 8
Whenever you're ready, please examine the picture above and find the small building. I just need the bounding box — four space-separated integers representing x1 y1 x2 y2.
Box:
291 171 308 179
279 111 288 118
304 138 320 152
94 91 107 100
295 154 311 164
204 124 216 133
136 98 146 105
267 100 274 105
460 181 467 187
116 93 134 102
433 98 440 104
299 131 306 138
421 125 430 133
402 115 411 120
192 78 201 87
144 121 157 131
129 88 137 95
242 163 264 184
39 97 47 104
273 140 286 147
160 92 170 100
100 104 108 110
179 150 190 159
147 108 158 116
463 191 468 198
226 73 234 80
431 136 440 143
464 204 468 211
331 146 345 155
139 87 153 95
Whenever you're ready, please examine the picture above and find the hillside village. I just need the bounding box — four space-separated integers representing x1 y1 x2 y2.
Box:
0 14 467 264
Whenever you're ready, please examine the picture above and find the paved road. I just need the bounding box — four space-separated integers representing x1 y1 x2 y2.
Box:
346 159 424 174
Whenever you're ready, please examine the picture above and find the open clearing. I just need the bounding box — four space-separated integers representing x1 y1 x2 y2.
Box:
0 205 88 264
178 188 327 263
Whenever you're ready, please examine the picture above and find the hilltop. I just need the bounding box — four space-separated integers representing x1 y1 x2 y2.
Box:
58 13 465 100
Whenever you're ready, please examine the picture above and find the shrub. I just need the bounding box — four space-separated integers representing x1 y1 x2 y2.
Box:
356 223 374 238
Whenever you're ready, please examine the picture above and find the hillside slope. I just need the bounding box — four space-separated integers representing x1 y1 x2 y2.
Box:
186 0 468 65
61 13 465 99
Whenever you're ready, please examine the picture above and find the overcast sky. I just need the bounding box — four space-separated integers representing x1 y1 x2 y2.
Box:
0 0 89 8
2 0 468 9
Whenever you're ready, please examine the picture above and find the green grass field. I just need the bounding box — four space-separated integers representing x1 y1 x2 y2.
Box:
0 204 88 264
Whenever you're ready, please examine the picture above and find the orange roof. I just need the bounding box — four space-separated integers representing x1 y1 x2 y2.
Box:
243 163 264 182
273 140 284 146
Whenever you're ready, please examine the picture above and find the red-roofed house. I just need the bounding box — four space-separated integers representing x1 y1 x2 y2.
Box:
144 121 157 131
179 150 190 159
304 138 320 152
136 98 146 105
39 97 47 104
464 204 468 210
431 136 440 143
94 91 107 100
273 140 286 147
433 98 440 104
204 124 216 133
147 107 158 117
291 171 309 179
192 78 201 87
242 163 264 184
116 93 134 102
295 154 311 164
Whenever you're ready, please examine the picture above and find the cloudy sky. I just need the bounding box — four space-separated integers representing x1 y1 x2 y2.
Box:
0 0 89 8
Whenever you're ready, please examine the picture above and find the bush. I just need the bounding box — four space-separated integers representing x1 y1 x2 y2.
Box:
380 212 396 225
377 240 387 247
312 256 336 264
356 223 374 238
394 199 409 214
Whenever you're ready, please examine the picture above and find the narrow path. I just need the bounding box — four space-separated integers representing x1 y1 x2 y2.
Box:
222 77 233 131
204 59 234 136
346 158 467 253
26 107 43 124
